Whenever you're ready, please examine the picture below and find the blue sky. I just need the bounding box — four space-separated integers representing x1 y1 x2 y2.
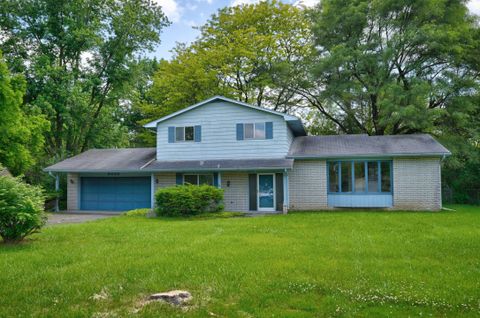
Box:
151 0 480 60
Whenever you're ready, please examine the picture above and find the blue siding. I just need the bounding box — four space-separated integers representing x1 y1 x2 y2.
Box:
265 121 273 139
194 125 202 142
328 194 393 208
156 101 291 160
80 177 151 211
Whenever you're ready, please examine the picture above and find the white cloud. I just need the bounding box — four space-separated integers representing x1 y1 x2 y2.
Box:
468 0 480 15
153 0 182 23
294 0 320 7
230 0 260 6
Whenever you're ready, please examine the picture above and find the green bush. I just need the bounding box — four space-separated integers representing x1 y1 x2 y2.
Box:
155 184 224 217
123 208 150 217
0 176 46 243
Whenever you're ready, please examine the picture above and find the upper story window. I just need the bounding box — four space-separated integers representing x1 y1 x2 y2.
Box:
244 123 265 139
328 160 392 194
175 126 194 142
168 125 201 143
237 122 273 140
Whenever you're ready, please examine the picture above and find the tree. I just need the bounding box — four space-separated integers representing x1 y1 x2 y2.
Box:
0 51 48 175
136 0 313 139
308 0 480 135
0 0 169 159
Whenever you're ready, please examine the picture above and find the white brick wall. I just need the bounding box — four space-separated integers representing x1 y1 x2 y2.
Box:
67 173 78 210
393 158 442 211
288 160 328 210
221 172 249 211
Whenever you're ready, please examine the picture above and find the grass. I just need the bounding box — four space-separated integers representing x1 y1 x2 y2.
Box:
0 205 479 317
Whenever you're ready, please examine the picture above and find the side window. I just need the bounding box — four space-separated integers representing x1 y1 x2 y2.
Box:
244 123 254 139
242 122 270 140
174 126 195 142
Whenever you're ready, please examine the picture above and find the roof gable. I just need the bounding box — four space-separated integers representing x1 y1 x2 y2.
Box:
143 95 302 129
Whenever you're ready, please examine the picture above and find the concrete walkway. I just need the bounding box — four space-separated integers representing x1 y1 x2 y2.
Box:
47 212 118 225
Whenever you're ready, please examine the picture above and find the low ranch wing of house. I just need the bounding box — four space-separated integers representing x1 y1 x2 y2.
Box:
45 96 451 213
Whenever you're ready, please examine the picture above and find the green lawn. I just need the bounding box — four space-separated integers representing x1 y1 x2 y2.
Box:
1 206 480 317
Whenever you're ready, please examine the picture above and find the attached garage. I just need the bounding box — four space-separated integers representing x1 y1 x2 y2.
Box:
80 177 151 211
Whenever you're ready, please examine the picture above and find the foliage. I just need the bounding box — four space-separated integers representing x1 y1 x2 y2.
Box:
0 0 169 164
135 0 313 143
155 185 224 217
0 176 46 243
122 208 150 217
309 0 480 136
0 51 48 175
0 205 479 316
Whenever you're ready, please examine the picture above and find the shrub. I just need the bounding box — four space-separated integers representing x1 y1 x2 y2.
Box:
0 176 46 243
155 184 224 217
123 208 151 217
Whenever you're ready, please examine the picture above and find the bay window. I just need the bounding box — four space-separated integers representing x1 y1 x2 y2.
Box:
328 160 392 193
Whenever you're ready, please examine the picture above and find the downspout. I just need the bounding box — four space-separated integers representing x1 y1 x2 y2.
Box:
48 171 60 212
440 154 447 209
283 168 289 214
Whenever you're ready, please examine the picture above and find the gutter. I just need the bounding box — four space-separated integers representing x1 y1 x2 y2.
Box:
44 166 294 173
287 152 452 160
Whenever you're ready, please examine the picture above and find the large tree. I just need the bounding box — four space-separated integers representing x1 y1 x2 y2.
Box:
0 51 48 175
136 0 313 140
0 0 169 158
307 0 480 136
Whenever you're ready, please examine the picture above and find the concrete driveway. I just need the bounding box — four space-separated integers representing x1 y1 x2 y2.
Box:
47 212 119 225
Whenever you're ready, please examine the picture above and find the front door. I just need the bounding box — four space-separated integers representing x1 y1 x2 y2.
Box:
258 174 275 211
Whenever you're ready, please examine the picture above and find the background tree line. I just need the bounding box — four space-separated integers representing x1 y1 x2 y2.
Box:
0 0 479 203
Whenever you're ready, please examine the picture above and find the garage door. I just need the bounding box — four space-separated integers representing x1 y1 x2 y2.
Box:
80 177 151 211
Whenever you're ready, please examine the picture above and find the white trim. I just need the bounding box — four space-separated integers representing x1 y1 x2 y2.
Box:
257 173 276 211
143 95 300 128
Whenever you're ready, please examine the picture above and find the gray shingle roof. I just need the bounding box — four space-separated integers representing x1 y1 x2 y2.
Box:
44 148 293 172
44 148 156 172
288 134 450 158
146 158 293 171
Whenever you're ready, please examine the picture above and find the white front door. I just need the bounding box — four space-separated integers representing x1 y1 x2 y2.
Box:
257 174 275 211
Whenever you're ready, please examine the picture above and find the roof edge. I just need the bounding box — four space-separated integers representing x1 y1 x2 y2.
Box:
287 152 451 159
143 95 301 128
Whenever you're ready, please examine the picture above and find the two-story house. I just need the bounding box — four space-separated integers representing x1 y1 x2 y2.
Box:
45 96 451 212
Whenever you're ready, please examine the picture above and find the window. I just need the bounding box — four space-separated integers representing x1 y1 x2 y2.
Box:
175 126 194 142
244 123 266 140
381 161 391 192
354 162 366 192
244 123 254 139
254 122 265 139
341 161 352 192
367 162 379 192
329 162 339 192
328 160 392 194
183 174 214 186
